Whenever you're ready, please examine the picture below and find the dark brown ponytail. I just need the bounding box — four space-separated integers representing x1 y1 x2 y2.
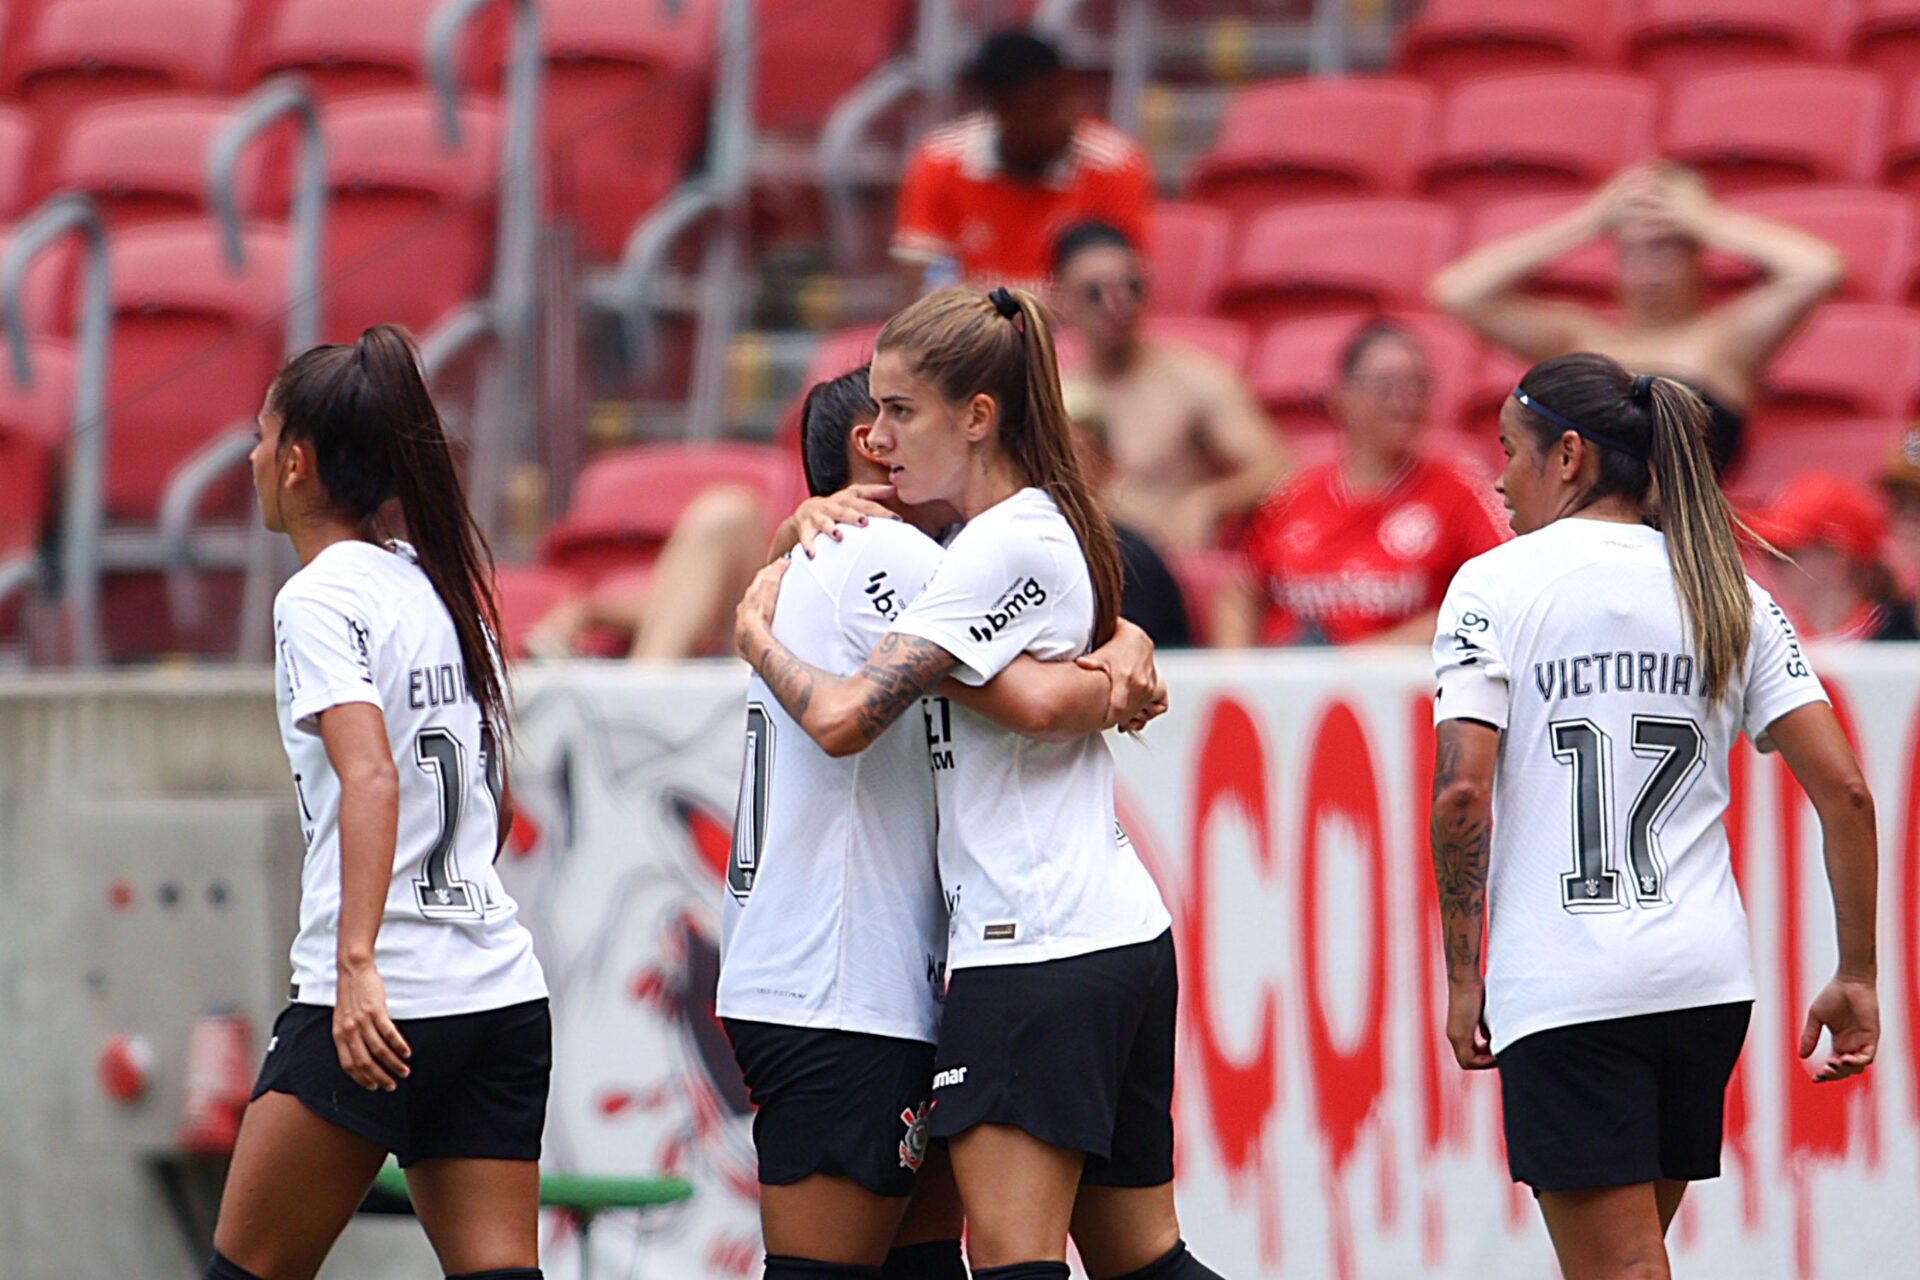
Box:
269 325 510 736
877 285 1124 646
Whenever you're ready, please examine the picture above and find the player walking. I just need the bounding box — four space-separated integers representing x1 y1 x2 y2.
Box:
207 326 549 1280
1430 353 1879 1280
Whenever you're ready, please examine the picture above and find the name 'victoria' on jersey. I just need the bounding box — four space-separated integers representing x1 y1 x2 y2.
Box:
1533 650 1696 703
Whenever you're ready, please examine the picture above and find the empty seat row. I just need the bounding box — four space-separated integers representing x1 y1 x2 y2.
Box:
1400 0 1920 90
1192 69 1920 233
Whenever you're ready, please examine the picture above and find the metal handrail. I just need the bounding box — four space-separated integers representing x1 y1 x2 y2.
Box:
426 0 542 528
3 195 110 667
208 75 326 352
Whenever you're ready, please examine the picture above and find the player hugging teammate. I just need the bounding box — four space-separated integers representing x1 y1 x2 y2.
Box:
724 286 1226 1280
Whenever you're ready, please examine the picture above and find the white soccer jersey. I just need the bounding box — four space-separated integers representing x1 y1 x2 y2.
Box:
889 487 1172 971
717 520 950 1042
273 539 546 1019
1433 518 1827 1053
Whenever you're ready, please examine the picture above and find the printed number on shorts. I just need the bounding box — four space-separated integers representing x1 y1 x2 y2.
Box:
414 727 483 918
1549 716 1704 912
728 703 774 902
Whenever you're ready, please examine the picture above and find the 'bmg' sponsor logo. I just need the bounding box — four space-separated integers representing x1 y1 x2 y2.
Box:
967 577 1047 645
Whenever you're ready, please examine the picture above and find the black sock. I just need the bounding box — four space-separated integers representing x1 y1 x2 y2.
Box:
972 1265 1069 1280
766 1255 884 1280
883 1238 968 1279
1104 1240 1225 1280
446 1271 543 1280
204 1254 265 1280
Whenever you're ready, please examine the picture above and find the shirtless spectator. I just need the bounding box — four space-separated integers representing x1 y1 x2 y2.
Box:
892 31 1152 296
1214 323 1506 647
1429 162 1843 472
1054 221 1289 554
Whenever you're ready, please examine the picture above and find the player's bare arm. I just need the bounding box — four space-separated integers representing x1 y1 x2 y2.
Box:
1429 717 1499 1070
737 560 957 756
949 618 1167 740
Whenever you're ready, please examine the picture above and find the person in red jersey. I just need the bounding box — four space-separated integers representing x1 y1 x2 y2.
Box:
891 31 1152 296
1215 322 1507 646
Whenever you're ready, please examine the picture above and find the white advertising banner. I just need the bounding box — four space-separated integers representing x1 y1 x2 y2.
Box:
500 650 1917 1279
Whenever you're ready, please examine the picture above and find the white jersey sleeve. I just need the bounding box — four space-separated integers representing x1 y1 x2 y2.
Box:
836 523 948 660
1433 557 1512 731
888 501 1075 686
276 582 383 731
1744 584 1828 743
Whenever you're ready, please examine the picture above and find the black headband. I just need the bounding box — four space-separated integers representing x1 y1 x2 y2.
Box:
988 286 1020 320
1512 388 1649 463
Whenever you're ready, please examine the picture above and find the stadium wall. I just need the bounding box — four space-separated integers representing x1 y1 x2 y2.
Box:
2 654 1915 1278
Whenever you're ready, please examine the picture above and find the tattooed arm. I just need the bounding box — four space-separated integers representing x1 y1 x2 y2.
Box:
1429 716 1500 1070
735 559 956 757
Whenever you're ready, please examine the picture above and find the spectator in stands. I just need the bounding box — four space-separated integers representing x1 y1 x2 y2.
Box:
892 32 1152 296
1063 385 1193 648
1882 425 1920 639
1429 163 1844 473
524 472 892 662
1214 322 1507 647
1054 221 1289 554
1754 471 1914 642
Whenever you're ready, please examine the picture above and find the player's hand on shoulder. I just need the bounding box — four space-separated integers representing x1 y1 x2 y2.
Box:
791 484 898 558
1802 974 1879 1084
332 961 411 1092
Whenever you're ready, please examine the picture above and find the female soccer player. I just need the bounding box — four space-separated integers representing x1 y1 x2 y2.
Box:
1430 353 1879 1280
721 367 1164 1280
736 287 1222 1280
207 326 549 1280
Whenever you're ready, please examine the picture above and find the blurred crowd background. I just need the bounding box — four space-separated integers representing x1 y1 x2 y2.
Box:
0 0 1917 671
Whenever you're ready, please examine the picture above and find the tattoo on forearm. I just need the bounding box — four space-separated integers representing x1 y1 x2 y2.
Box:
755 639 817 720
852 635 955 741
1430 728 1491 979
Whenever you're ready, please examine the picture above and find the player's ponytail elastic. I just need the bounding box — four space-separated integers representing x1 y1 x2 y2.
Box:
1513 354 1754 706
268 325 510 737
876 285 1123 645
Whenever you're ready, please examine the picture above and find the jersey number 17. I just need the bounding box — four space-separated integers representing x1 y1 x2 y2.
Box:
1549 716 1705 913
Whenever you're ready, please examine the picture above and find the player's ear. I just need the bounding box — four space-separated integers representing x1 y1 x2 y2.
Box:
964 392 998 444
849 421 883 466
281 437 315 491
1558 430 1583 481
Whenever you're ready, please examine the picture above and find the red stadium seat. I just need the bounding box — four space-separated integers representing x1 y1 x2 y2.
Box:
1751 304 1920 438
1854 1 1920 89
52 96 271 231
312 94 502 342
13 0 245 186
1467 194 1618 304
1247 311 1479 438
1396 0 1627 89
1186 78 1433 227
102 222 290 522
1144 202 1231 317
1660 69 1888 195
1421 72 1658 217
757 0 911 133
1461 346 1531 441
0 107 35 221
0 340 75 567
1220 201 1459 332
1624 0 1850 91
1711 189 1915 305
774 322 884 446
491 563 582 660
248 0 503 101
1881 80 1920 201
542 0 716 262
1730 420 1904 509
541 443 806 585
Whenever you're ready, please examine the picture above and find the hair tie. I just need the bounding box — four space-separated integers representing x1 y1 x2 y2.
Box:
988 286 1020 321
1630 373 1655 405
1513 388 1649 463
